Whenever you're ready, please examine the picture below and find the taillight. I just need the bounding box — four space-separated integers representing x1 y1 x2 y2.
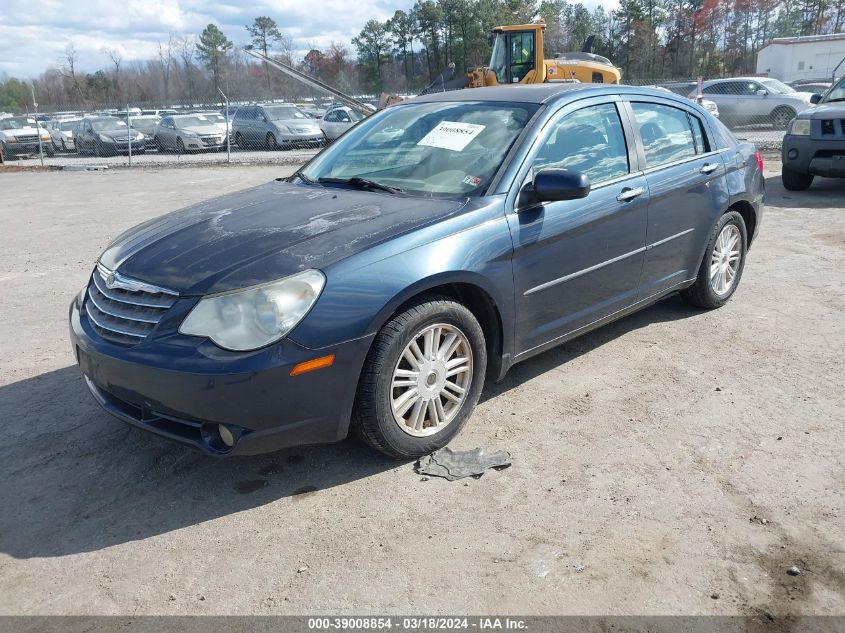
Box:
755 151 764 173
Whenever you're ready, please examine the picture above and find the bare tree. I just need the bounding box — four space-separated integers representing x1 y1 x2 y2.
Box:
104 47 123 101
59 44 87 105
157 34 175 103
178 35 197 105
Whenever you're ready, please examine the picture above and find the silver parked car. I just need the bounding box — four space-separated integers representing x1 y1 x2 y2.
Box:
51 118 82 151
231 104 323 150
319 105 365 140
127 115 161 149
154 114 227 153
690 77 813 129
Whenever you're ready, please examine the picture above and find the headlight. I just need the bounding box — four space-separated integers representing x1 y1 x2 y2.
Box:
99 134 112 142
275 124 290 133
788 119 811 136
179 270 325 351
41 132 51 141
136 132 145 141
4 136 17 143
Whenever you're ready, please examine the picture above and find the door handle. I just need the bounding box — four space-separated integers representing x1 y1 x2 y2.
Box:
617 186 645 202
700 163 719 174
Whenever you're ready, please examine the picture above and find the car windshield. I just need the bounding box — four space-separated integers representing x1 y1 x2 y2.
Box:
823 77 845 102
0 117 37 130
264 106 307 120
197 113 226 122
300 101 538 197
60 120 80 131
760 78 796 94
91 119 127 131
131 116 159 124
174 115 215 127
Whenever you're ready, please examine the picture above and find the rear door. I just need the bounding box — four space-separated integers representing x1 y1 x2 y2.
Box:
507 98 649 355
625 99 730 298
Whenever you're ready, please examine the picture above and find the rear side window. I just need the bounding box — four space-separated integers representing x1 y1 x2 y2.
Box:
631 102 696 168
689 114 710 154
533 103 629 185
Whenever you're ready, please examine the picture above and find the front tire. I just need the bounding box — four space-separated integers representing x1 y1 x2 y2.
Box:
782 167 814 191
266 133 278 150
771 107 796 130
353 296 487 459
681 211 747 309
235 132 247 150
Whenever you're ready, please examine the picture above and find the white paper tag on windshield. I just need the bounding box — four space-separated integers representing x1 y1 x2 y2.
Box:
417 121 486 151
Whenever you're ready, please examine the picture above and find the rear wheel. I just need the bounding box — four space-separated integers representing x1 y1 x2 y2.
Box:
782 167 814 191
681 211 747 309
354 297 487 459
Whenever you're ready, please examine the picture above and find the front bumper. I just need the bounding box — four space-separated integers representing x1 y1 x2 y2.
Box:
69 299 374 456
101 140 146 154
2 141 45 155
782 134 845 177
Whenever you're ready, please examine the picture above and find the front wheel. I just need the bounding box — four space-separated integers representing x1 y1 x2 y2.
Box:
782 167 814 191
266 133 278 150
771 107 796 130
176 137 185 154
681 211 748 309
353 297 487 459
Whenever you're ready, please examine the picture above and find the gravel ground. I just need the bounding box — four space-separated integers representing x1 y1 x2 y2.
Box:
0 159 843 617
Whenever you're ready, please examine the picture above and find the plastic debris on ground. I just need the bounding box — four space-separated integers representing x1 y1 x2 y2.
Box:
415 446 512 481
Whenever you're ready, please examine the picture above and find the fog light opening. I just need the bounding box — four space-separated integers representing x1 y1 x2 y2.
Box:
218 424 235 447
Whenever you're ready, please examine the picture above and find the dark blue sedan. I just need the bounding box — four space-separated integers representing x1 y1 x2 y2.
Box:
69 84 765 459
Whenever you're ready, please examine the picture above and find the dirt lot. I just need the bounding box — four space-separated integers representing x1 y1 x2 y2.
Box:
0 160 843 617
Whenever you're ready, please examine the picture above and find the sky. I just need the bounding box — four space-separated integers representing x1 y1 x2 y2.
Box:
0 0 420 78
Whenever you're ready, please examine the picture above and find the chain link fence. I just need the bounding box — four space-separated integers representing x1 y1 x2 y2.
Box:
1 78 793 169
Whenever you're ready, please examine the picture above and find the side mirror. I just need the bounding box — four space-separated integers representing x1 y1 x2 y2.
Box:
756 89 768 97
810 93 823 104
520 169 591 208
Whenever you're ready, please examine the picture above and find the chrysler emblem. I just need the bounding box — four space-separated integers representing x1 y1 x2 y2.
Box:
105 272 116 288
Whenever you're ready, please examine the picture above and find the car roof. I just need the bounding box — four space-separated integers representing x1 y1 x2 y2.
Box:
410 83 698 106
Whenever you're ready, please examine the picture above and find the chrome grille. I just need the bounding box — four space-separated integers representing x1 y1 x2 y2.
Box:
84 264 178 346
15 134 39 143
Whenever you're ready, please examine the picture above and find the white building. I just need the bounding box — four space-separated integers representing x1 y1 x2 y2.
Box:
756 33 845 83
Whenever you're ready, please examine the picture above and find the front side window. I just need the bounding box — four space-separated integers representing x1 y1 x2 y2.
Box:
533 103 629 185
632 102 697 168
822 76 845 103
301 101 538 197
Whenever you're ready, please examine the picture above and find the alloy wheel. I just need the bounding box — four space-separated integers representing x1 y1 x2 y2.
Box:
710 224 742 296
390 323 473 437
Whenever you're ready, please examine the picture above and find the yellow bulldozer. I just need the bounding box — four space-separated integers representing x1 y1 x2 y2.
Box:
467 21 621 88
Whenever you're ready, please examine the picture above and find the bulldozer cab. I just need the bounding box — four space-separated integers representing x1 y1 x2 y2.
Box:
467 22 622 88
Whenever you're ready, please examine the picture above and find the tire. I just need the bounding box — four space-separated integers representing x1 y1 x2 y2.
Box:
681 211 748 309
266 133 278 151
93 141 102 157
45 144 54 157
235 132 247 149
176 137 185 154
61 140 67 152
782 167 814 191
353 296 487 459
154 136 165 152
771 107 796 130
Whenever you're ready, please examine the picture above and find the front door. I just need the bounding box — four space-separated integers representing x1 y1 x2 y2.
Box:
508 100 649 356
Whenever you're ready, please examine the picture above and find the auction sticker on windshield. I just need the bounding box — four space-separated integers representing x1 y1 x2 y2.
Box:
417 121 486 151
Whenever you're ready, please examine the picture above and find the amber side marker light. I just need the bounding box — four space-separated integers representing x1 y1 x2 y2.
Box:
290 354 336 376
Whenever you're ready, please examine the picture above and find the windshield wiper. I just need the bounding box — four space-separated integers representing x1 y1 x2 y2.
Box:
317 176 403 194
292 169 314 184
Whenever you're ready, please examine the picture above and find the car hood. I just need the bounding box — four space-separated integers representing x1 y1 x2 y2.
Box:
0 126 40 138
276 118 320 130
99 180 468 296
99 129 140 138
804 102 845 118
181 124 223 135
